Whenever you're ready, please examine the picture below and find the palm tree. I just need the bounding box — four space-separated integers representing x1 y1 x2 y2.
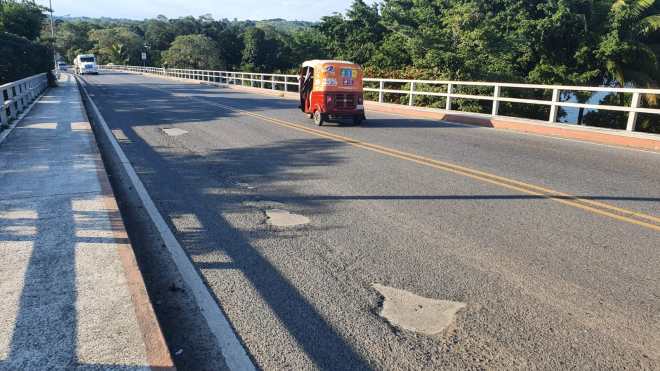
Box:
599 0 660 89
108 43 128 65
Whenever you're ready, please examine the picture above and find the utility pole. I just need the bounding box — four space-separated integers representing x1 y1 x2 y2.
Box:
49 0 57 70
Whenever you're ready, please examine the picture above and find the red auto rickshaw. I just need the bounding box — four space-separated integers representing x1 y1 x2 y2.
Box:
299 60 366 126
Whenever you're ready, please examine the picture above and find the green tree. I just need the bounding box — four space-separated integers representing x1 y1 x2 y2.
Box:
144 16 175 51
0 0 45 41
598 0 660 88
216 25 244 69
162 34 223 69
55 21 97 62
89 27 143 64
241 27 267 71
317 0 384 64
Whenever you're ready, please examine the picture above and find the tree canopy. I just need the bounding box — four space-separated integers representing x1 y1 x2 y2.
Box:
9 0 658 131
0 0 54 85
162 34 224 69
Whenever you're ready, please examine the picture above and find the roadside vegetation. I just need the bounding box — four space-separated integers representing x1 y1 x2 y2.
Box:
0 0 54 85
2 0 658 132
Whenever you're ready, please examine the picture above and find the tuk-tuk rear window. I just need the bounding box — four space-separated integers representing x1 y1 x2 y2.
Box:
80 57 95 62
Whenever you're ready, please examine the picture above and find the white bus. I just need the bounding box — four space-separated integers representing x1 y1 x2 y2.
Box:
74 54 98 75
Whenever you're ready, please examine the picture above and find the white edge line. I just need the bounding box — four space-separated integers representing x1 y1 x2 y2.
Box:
76 76 256 371
0 80 50 145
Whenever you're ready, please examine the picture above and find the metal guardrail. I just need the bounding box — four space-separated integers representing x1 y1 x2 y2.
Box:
100 65 660 133
1 73 49 128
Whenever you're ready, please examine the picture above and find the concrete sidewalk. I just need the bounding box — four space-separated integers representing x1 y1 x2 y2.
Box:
0 74 173 369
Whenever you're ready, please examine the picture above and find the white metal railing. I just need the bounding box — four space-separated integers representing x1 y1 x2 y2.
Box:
1 73 49 129
99 65 660 134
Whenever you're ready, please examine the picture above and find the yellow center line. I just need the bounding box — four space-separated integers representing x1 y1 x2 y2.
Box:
143 82 660 232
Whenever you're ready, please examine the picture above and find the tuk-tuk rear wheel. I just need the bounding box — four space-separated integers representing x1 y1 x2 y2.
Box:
314 111 326 126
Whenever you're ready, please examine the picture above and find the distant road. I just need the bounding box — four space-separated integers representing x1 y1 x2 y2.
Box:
81 71 660 370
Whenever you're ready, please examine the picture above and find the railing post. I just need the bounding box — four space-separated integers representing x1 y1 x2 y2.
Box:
15 85 24 113
626 92 641 132
8 87 17 119
446 83 453 111
378 80 384 103
261 74 265 89
272 75 276 90
548 88 560 123
0 88 8 126
492 85 501 116
408 82 416 106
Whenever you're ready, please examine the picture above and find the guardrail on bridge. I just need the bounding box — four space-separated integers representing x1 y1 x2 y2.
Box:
1 73 49 129
99 65 659 134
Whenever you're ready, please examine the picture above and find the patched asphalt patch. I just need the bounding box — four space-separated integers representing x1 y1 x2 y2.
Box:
162 127 188 136
373 284 466 336
265 209 310 227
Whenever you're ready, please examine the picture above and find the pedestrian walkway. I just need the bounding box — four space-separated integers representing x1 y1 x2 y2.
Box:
0 74 173 369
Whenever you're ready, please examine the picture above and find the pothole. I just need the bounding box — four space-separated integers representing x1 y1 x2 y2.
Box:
265 209 310 227
373 284 466 336
162 127 188 136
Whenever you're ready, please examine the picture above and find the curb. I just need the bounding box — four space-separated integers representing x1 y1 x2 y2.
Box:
75 75 256 371
71 74 175 370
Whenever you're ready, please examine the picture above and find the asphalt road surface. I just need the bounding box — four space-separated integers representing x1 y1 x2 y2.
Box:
81 72 660 370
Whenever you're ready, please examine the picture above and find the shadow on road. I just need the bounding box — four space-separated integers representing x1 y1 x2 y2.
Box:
84 74 373 369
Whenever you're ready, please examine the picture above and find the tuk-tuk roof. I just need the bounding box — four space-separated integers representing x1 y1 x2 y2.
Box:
302 59 361 68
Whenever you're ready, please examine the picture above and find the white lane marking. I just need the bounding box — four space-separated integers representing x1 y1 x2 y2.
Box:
162 128 188 136
373 284 466 336
77 77 256 371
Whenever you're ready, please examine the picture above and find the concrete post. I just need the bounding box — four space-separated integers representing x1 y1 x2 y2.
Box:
626 92 641 132
548 88 560 123
379 80 384 103
15 85 24 113
446 84 453 111
408 82 416 106
0 88 8 126
492 85 501 116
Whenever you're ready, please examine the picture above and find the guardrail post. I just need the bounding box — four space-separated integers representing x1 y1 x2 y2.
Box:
548 88 560 123
261 74 265 89
272 75 276 90
492 85 501 116
378 80 384 103
626 92 641 132
446 83 453 111
408 82 416 106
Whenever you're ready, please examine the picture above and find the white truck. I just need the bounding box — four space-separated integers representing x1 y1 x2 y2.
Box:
74 54 98 75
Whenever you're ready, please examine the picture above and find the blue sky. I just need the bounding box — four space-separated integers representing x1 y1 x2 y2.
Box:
37 0 375 21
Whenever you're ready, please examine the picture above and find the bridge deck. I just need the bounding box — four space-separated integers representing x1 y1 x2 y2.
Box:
81 71 660 370
0 75 172 369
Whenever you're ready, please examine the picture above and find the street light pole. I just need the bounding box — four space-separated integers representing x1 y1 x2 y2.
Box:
49 0 57 70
